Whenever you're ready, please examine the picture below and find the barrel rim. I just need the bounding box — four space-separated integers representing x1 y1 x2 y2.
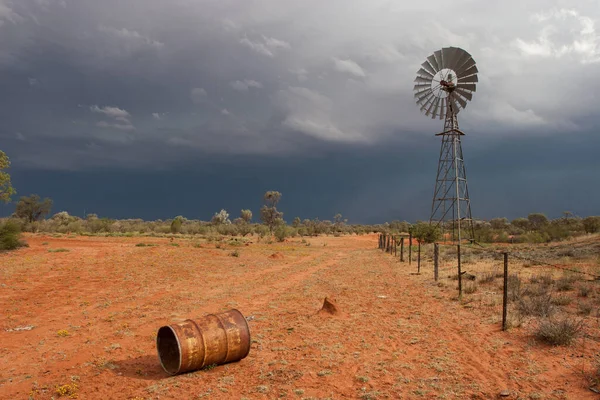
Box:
228 308 251 359
156 325 182 375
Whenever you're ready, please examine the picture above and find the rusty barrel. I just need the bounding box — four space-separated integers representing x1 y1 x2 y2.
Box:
156 309 251 375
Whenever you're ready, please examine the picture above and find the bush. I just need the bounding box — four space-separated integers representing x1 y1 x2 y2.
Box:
518 294 554 317
170 217 183 234
507 274 522 301
556 276 575 291
551 296 572 306
274 225 297 242
479 271 496 284
529 274 554 286
534 317 583 345
0 219 27 251
578 285 592 297
463 281 478 294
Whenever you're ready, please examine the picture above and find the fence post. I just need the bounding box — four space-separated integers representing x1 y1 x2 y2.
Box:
387 235 391 253
382 233 386 252
394 237 397 256
417 241 421 274
502 252 508 331
409 233 413 265
457 244 462 298
400 238 404 262
434 243 439 281
378 234 381 249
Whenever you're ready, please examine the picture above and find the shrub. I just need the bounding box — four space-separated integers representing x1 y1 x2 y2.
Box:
479 272 496 284
170 217 183 234
518 294 554 317
530 274 554 286
507 274 522 301
274 225 296 242
556 276 575 291
463 281 478 294
578 302 592 316
0 219 27 251
534 317 583 345
551 296 572 306
523 284 550 297
578 285 592 297
229 250 240 257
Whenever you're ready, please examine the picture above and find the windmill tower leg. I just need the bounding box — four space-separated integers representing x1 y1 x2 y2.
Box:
429 110 475 243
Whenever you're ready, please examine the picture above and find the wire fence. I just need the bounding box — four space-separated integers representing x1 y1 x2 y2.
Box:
377 233 600 351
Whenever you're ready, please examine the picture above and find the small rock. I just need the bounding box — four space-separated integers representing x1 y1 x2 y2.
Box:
499 389 510 397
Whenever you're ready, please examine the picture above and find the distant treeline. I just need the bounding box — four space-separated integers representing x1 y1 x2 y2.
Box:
1 193 599 245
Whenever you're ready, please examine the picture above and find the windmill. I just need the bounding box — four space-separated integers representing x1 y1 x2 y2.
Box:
413 47 478 244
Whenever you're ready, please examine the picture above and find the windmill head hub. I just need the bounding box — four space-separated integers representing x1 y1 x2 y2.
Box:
413 47 478 120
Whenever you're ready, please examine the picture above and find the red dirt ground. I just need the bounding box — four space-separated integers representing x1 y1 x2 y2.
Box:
1 234 598 399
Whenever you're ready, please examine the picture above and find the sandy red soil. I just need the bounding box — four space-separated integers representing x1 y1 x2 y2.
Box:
0 234 598 399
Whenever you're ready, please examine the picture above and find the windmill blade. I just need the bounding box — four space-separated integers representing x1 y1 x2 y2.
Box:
454 87 473 101
421 61 436 76
433 50 443 71
418 95 434 109
452 93 468 109
417 67 434 78
438 98 446 120
456 58 476 77
453 52 474 74
441 47 459 70
414 84 431 94
419 94 435 111
458 65 478 80
427 54 439 73
414 76 432 84
425 96 437 117
450 96 462 114
431 97 441 119
459 74 479 83
449 48 470 72
416 89 432 103
413 83 430 92
456 83 476 92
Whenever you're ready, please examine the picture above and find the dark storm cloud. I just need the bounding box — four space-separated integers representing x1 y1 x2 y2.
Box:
0 0 599 169
0 0 599 222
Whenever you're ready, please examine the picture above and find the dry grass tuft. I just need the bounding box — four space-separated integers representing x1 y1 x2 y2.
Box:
534 317 583 346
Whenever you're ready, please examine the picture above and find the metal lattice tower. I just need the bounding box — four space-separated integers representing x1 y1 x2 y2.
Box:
413 47 478 244
430 102 474 243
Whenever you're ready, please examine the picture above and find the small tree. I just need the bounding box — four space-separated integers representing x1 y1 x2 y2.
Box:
333 213 347 232
582 216 600 233
0 151 16 203
528 213 549 231
211 209 231 225
260 191 283 233
409 222 441 243
511 217 529 231
14 194 53 223
171 216 184 233
292 217 301 228
240 209 252 223
490 217 508 230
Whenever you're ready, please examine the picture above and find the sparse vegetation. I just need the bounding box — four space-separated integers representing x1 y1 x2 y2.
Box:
0 219 27 251
534 317 583 345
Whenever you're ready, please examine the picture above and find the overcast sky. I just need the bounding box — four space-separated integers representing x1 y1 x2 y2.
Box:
0 0 598 222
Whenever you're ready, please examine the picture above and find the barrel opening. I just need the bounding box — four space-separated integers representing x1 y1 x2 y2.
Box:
156 326 181 375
